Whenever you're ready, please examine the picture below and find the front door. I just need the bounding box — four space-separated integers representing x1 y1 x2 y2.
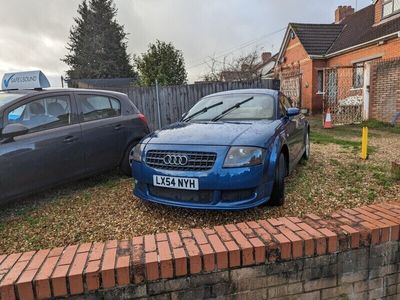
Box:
0 93 84 201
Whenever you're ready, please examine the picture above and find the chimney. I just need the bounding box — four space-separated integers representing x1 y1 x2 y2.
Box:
335 5 354 23
261 52 272 63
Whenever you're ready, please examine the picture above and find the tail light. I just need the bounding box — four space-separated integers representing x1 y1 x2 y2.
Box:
138 113 147 124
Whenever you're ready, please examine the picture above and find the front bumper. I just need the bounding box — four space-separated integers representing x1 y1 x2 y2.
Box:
132 144 275 210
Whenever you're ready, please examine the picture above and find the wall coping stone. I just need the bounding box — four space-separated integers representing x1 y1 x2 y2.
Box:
0 201 399 299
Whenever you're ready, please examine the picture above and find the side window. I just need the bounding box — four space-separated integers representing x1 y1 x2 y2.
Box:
78 95 120 122
6 95 71 133
279 93 293 116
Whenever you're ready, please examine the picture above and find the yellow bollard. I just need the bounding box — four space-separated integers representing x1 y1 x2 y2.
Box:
361 127 368 160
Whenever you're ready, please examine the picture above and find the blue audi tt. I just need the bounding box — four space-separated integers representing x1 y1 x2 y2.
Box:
132 89 309 210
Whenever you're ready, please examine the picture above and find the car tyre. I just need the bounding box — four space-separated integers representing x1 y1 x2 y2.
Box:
120 141 139 177
268 152 286 206
302 130 310 160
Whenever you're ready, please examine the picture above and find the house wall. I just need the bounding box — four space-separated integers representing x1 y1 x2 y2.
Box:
374 0 383 23
369 57 400 124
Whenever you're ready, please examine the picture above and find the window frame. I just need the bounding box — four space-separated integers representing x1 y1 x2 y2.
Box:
317 70 324 94
382 0 400 19
3 93 75 134
76 94 122 123
352 62 364 89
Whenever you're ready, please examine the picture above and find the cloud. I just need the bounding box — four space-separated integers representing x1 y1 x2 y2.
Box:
0 0 372 86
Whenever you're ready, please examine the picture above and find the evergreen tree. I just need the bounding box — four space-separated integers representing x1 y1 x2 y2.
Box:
63 0 135 79
135 40 187 86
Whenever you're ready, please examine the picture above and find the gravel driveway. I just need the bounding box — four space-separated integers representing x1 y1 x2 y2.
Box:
0 119 399 254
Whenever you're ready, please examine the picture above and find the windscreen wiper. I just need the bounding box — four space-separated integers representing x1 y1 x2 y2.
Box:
211 96 254 122
182 101 223 122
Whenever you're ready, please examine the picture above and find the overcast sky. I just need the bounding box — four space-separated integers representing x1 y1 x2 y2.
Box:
0 0 372 87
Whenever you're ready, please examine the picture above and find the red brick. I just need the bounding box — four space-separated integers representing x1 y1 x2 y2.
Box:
287 217 302 223
34 256 60 300
145 252 159 280
85 260 101 291
318 228 338 253
119 239 130 250
0 260 30 300
157 241 173 279
224 241 240 267
144 235 157 252
297 222 326 255
180 230 192 238
214 225 232 242
225 224 239 232
77 243 92 253
199 244 215 272
101 248 117 288
352 207 381 220
58 245 78 266
0 253 22 273
305 213 321 221
19 251 36 262
371 204 400 218
360 221 380 244
246 221 261 229
203 228 216 235
106 240 118 249
230 230 254 266
88 242 104 261
69 252 89 295
168 231 183 248
116 256 130 286
278 217 302 231
274 234 291 260
192 228 208 245
254 227 273 243
26 250 50 271
296 230 314 256
132 236 144 245
51 265 69 297
249 238 265 264
131 243 145 284
208 234 228 269
172 248 187 276
0 255 6 265
377 218 399 241
237 222 255 237
337 211 361 223
16 269 38 300
258 220 279 234
183 238 201 274
48 247 64 258
156 233 168 242
278 227 303 258
268 218 283 226
340 225 360 248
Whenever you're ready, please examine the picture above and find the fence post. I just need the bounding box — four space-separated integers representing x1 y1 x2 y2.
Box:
155 79 162 129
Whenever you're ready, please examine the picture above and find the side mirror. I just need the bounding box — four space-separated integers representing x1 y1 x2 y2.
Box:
2 123 29 139
287 107 300 117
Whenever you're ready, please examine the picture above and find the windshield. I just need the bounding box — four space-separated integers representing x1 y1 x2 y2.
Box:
0 93 24 108
186 94 275 122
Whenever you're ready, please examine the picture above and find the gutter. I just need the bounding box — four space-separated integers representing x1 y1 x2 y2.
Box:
324 31 400 58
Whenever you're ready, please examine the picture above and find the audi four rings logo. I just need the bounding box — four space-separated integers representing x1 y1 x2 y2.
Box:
163 154 189 166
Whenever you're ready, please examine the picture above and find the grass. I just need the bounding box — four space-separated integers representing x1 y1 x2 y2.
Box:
0 119 398 254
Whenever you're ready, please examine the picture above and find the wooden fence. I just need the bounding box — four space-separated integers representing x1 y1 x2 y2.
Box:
95 79 278 130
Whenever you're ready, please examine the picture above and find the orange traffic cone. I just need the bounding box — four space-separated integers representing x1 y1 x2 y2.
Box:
324 109 333 129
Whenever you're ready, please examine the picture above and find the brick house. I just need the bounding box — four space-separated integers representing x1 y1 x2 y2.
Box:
276 0 400 123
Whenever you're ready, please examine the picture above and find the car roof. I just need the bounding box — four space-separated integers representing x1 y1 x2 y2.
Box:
203 88 278 99
0 88 128 108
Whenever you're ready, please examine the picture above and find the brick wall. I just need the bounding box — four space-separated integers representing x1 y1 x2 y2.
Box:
0 202 399 299
369 57 400 124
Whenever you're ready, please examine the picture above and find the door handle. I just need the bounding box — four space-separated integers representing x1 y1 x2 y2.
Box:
63 136 76 144
114 124 123 131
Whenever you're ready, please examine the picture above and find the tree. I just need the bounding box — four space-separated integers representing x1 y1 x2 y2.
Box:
135 40 187 86
201 48 262 82
63 0 135 79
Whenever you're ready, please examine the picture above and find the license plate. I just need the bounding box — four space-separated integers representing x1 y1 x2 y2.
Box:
153 175 199 190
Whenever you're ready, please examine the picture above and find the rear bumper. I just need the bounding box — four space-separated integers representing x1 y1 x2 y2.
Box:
132 144 275 210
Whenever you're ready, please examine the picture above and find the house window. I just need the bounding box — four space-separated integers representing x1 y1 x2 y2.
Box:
382 0 400 18
317 70 324 93
353 63 364 88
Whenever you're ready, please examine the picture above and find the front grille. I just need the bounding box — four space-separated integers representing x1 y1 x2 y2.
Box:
146 150 217 171
148 186 213 204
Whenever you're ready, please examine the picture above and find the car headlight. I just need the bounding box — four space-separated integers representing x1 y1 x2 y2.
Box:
223 146 265 168
132 143 145 162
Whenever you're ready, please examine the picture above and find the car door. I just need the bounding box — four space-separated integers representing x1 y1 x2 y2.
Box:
279 93 303 165
0 93 84 201
75 93 124 173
